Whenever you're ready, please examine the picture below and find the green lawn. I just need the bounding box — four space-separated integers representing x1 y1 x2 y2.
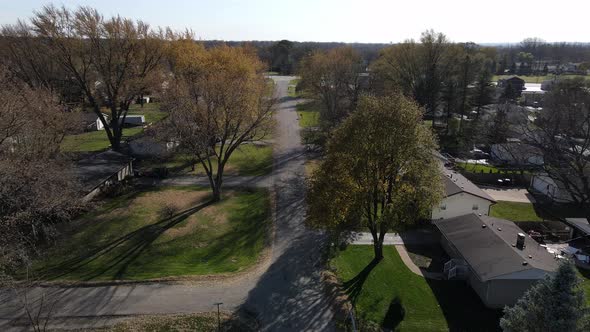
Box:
331 246 500 331
288 79 300 97
128 102 168 124
577 268 590 305
296 101 320 128
192 144 273 176
490 201 543 222
457 162 524 175
61 104 168 152
31 187 271 281
61 127 144 152
492 74 590 83
154 144 273 176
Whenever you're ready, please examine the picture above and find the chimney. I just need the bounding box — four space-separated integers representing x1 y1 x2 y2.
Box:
516 233 526 250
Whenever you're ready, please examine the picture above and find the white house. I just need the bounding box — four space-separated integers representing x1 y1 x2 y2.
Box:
432 167 496 220
95 115 145 130
530 174 575 203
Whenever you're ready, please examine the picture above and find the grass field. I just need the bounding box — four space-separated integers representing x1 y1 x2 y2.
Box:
61 127 144 152
457 162 525 175
61 104 168 152
32 187 271 281
288 79 300 97
578 268 590 305
154 144 273 176
490 201 543 222
331 246 501 331
296 101 320 128
492 74 590 83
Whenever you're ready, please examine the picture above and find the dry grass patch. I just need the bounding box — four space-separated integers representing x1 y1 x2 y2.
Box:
32 187 271 281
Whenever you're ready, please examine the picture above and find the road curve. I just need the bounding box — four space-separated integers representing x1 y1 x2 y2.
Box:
0 76 335 331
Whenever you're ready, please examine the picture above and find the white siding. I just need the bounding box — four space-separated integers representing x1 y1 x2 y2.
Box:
432 193 493 220
531 175 574 203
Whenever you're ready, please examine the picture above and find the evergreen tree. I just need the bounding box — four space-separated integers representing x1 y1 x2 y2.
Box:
500 262 589 332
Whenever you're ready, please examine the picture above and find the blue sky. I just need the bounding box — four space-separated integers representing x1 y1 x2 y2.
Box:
0 0 588 43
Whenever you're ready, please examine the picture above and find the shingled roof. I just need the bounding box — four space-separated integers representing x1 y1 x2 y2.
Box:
75 150 132 193
442 167 496 202
434 214 558 281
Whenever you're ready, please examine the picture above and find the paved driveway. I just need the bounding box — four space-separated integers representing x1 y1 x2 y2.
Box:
481 187 536 203
0 77 334 332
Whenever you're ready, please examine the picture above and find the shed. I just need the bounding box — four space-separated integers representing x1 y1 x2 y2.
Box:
75 150 133 201
434 214 559 308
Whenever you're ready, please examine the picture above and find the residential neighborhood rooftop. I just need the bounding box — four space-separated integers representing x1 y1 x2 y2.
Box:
434 214 559 281
442 167 496 202
74 150 132 193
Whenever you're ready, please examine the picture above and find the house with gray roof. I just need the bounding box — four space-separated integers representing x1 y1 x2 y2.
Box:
434 214 559 308
431 167 496 220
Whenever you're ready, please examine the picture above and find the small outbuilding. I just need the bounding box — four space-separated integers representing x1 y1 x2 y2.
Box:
75 150 133 201
434 214 559 308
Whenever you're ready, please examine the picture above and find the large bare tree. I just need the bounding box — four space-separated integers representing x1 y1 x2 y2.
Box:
161 40 274 201
2 5 165 151
372 30 449 117
298 46 364 127
0 67 81 274
523 78 590 220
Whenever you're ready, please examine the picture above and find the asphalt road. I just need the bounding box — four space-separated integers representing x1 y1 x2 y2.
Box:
0 76 334 331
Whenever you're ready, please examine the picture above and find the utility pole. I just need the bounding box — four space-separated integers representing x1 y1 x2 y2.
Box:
214 302 223 332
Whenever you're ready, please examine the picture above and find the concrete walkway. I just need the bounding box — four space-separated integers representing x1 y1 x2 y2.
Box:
0 76 335 332
350 230 443 280
350 229 439 246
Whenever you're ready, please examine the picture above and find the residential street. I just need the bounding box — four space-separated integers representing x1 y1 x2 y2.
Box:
0 76 335 331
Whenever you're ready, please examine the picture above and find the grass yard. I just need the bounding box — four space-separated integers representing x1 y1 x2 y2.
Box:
288 79 300 97
32 186 271 281
490 201 543 222
577 268 590 305
61 104 168 152
128 102 168 124
296 101 320 128
457 162 525 175
164 144 273 176
331 246 500 331
61 127 144 152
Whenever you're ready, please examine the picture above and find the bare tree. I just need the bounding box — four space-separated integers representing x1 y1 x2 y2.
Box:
2 5 166 151
298 46 364 127
161 40 274 201
0 67 82 277
523 78 590 219
372 30 449 117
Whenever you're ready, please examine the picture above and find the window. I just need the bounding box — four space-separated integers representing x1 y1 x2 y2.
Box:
472 204 479 210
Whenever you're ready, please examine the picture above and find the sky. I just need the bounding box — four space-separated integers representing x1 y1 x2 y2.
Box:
0 0 588 44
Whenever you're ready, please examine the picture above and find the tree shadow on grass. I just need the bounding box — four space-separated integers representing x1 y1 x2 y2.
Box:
342 259 379 305
382 296 405 330
38 200 213 281
425 279 502 332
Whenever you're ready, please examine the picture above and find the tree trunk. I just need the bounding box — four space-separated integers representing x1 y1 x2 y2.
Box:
373 242 384 261
211 186 221 203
